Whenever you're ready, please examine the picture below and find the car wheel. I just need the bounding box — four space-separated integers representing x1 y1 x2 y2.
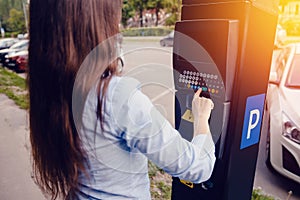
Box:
160 41 166 47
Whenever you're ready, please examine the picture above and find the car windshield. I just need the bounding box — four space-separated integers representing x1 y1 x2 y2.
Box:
9 40 28 49
286 54 300 88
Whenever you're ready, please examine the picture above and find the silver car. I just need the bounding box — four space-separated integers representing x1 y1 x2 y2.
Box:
266 43 300 184
160 31 174 47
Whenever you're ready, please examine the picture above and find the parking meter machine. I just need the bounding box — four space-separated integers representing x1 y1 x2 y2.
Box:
171 0 279 200
172 19 238 198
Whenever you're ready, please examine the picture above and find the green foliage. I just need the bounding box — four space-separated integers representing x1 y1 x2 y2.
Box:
148 161 172 200
157 181 171 199
124 0 181 27
127 0 148 27
4 31 18 37
122 0 135 27
6 8 26 33
0 0 22 22
122 27 173 36
0 0 26 35
252 188 276 200
165 13 178 26
0 67 28 109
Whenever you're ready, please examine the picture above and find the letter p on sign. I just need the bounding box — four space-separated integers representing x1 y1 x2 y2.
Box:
240 94 265 150
247 109 260 139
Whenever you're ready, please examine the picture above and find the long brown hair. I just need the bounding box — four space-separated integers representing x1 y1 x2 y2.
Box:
28 0 121 199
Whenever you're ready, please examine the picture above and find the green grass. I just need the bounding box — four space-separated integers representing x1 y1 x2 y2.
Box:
149 161 172 200
0 67 28 109
252 188 277 200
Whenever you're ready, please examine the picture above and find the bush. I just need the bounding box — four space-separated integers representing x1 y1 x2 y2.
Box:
280 19 300 36
165 14 178 26
252 188 276 200
4 31 19 38
122 27 174 37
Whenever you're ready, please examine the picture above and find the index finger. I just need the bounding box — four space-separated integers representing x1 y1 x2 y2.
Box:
194 88 202 99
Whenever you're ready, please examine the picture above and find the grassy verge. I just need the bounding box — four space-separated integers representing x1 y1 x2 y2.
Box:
252 188 277 200
149 161 172 200
0 67 28 109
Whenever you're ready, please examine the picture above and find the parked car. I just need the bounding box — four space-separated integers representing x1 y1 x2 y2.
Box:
160 31 174 47
0 39 29 65
4 50 28 72
0 38 19 50
266 43 300 184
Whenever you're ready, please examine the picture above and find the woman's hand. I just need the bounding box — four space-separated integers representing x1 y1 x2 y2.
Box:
192 89 214 136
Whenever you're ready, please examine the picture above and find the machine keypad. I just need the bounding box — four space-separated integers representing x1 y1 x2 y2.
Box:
178 70 223 94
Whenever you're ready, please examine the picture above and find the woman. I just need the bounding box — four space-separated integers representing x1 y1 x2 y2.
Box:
28 0 215 199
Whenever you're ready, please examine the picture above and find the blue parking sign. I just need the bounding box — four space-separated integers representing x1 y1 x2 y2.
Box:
240 94 265 150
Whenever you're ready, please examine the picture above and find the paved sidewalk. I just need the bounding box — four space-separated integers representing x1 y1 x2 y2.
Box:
0 94 46 200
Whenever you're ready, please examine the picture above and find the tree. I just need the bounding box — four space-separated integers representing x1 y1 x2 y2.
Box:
164 0 181 25
6 8 26 33
148 0 166 26
122 0 135 27
128 0 148 27
0 0 22 21
0 0 23 33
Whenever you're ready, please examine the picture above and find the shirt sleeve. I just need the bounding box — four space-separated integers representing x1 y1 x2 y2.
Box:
110 78 216 184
